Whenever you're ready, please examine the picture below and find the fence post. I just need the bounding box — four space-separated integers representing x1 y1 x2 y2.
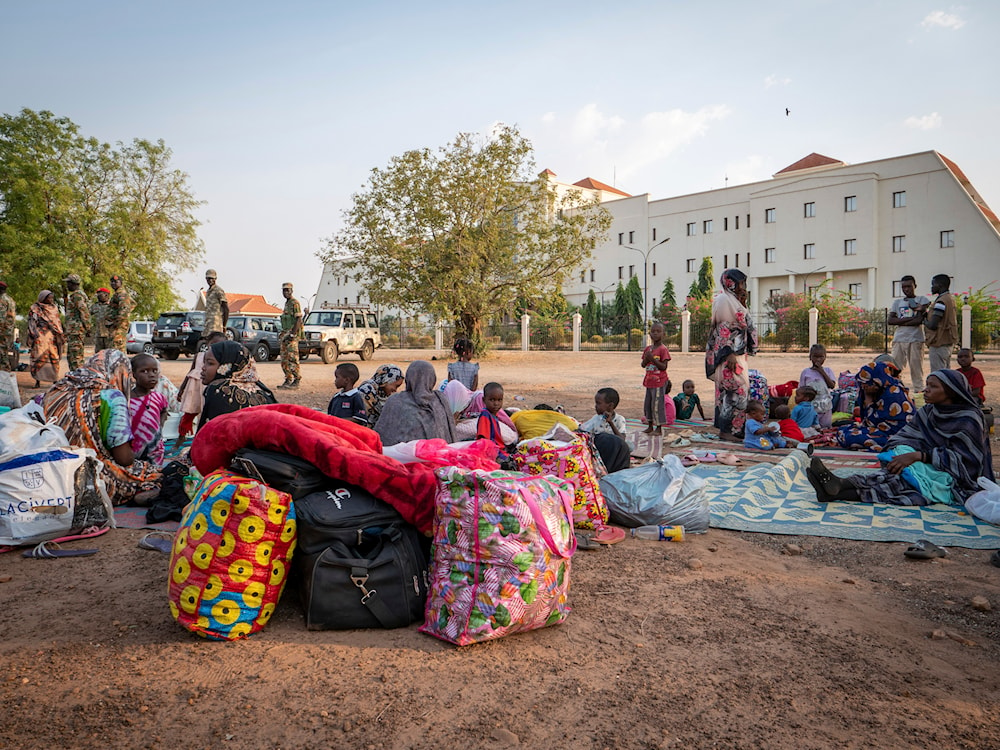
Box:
434 320 444 351
808 307 818 348
962 303 972 351
572 312 581 352
681 310 691 353
521 313 530 352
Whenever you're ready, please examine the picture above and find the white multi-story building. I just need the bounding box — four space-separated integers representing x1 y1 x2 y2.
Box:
564 151 1000 316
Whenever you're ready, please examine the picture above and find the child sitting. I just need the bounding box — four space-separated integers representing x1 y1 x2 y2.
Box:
129 353 168 466
476 382 510 457
791 385 821 438
956 348 986 404
773 403 805 442
327 363 369 425
579 387 630 473
663 379 676 426
744 400 788 450
674 379 706 420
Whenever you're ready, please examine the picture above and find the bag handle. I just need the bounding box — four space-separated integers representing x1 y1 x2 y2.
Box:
518 480 576 558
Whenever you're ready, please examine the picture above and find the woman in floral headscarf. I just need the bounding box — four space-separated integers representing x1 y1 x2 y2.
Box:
198 341 277 431
356 364 405 429
28 290 65 388
704 269 758 440
42 349 161 504
836 360 914 451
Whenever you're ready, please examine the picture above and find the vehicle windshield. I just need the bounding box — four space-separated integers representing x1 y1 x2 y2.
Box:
228 317 247 329
305 311 342 326
156 312 204 328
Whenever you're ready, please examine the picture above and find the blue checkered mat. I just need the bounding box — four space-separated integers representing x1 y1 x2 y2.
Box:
704 451 1000 548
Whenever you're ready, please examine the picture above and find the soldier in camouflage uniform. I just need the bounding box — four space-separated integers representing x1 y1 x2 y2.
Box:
0 280 15 372
202 268 229 336
63 273 91 370
106 275 134 353
277 282 302 389
90 287 111 352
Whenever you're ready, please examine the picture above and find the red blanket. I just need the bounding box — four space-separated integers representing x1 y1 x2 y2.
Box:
190 403 440 533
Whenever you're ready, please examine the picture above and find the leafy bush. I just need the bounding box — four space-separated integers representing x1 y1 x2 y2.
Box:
838 332 859 352
863 332 885 351
383 335 400 347
589 334 603 344
958 283 1000 350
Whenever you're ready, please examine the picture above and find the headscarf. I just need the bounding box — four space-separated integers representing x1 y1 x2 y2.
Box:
886 368 994 500
37 290 54 304
357 364 404 427
28 290 63 336
50 349 133 404
198 341 275 430
443 379 473 415
210 341 264 389
856 360 905 392
374 360 457 446
705 269 757 378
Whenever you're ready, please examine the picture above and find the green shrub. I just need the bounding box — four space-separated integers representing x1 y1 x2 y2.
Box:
588 334 603 344
838 332 859 352
863 331 884 351
383 335 399 347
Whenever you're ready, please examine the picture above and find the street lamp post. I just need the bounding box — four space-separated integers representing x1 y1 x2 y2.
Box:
589 283 617 335
622 237 671 329
785 266 828 298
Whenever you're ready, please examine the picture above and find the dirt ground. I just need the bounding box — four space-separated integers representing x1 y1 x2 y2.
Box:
3 348 1000 750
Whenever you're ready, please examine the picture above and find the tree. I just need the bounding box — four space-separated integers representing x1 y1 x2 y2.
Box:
582 288 600 339
0 108 204 317
657 277 680 335
320 124 611 349
688 256 715 301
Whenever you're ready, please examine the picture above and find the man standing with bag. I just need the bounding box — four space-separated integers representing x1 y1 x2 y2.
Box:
924 273 958 371
887 275 929 391
106 274 134 353
277 282 302 390
0 280 15 372
63 274 91 371
202 268 229 336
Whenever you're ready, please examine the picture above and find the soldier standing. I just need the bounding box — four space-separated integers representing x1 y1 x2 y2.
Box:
277 282 302 389
0 280 15 372
202 268 229 336
63 273 91 370
106 274 134 353
90 287 111 352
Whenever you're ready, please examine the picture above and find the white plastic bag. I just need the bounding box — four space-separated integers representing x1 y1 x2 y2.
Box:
965 477 1000 525
599 455 709 533
0 408 70 458
0 371 20 409
0 449 87 545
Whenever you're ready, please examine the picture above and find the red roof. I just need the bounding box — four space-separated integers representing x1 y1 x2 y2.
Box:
938 153 970 185
539 168 557 177
572 177 631 197
774 152 845 175
227 294 282 315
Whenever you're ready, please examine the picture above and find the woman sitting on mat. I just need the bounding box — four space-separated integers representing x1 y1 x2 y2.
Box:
809 369 993 506
835 360 914 452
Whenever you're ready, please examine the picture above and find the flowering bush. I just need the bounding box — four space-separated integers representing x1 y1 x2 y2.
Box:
957 283 1000 349
769 283 870 350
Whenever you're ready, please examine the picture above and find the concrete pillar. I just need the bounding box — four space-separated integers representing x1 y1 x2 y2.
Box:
867 267 877 309
572 313 581 352
681 309 691 353
787 273 796 295
749 276 760 316
808 307 818 348
962 304 972 351
434 320 444 351
521 313 530 352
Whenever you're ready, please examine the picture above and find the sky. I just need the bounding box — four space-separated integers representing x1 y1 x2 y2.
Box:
4 0 998 311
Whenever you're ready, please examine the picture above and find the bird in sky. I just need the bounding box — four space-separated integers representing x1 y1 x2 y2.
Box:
785 108 791 116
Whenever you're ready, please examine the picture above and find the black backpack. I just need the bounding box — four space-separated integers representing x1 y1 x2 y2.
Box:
293 483 429 630
229 448 332 500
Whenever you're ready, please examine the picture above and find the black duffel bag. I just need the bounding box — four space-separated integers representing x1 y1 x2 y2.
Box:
293 483 429 630
229 448 331 500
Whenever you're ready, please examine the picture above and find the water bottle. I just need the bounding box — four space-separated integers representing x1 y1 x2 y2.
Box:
630 525 685 541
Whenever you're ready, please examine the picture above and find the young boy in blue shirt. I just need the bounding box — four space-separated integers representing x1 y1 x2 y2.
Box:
744 400 788 450
791 385 821 438
327 363 368 425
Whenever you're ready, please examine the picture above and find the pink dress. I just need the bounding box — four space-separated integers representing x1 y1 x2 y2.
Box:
129 391 168 466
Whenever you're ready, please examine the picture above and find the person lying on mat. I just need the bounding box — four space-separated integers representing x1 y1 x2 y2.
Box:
808 370 993 506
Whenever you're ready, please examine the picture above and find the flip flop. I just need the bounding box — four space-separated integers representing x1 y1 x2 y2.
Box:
574 533 600 552
590 526 626 545
694 450 717 463
670 437 691 448
22 542 98 559
138 532 174 554
904 540 947 560
717 453 742 466
681 454 701 467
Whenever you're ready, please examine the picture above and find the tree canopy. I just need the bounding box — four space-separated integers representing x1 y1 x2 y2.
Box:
0 108 204 317
320 124 611 345
688 257 715 301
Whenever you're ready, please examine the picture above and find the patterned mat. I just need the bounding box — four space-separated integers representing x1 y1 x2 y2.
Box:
113 506 180 532
705 451 1000 549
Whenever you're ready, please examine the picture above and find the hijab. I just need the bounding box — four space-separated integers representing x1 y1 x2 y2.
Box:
199 341 275 430
358 364 404 426
857 361 905 392
706 268 757 377
209 341 265 389
37 290 54 305
374 360 456 446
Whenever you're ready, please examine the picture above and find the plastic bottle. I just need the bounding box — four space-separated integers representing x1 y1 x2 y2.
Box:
630 525 685 541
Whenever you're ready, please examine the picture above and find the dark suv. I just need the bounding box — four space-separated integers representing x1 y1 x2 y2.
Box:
226 315 281 362
153 311 206 359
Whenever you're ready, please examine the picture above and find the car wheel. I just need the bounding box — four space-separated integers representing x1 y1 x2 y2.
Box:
198 340 209 353
142 343 154 355
300 351 310 360
321 341 339 364
360 340 374 361
252 343 269 362
164 349 180 360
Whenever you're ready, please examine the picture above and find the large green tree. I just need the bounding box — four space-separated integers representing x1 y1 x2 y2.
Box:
0 108 204 317
321 124 611 346
688 256 715 301
582 288 600 338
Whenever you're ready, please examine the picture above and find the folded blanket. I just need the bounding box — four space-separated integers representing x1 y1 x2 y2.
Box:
190 403 440 533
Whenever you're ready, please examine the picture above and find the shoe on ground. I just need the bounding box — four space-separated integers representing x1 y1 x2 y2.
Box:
287 380 300 390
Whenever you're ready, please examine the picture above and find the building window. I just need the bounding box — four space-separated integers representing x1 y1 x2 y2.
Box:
893 191 906 208
765 208 776 223
628 231 635 244
844 239 856 256
734 254 739 268
618 233 624 245
686 259 696 273
628 265 635 278
848 283 862 301
723 217 729 231
651 263 657 276
724 254 729 268
940 230 955 248
892 235 905 253
580 272 585 283
703 219 713 233
892 281 903 297
804 202 815 218
804 243 815 260
590 269 595 282
769 289 783 299
652 228 657 241
845 195 857 212
618 266 623 279
765 247 775 263
687 222 696 236
746 214 750 228
746 252 750 267
735 215 740 230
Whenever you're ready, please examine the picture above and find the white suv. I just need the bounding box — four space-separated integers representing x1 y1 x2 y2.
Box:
298 307 381 364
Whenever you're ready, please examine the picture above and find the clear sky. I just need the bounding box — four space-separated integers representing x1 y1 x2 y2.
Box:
4 1 997 310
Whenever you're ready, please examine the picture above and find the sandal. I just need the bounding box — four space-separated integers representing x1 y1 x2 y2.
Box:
670 437 691 448
904 540 947 560
681 454 701 467
717 453 742 466
138 531 174 554
694 450 717 463
22 542 98 559
574 533 600 552
590 526 626 545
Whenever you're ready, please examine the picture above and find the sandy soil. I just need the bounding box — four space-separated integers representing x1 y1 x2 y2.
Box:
3 349 1000 750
